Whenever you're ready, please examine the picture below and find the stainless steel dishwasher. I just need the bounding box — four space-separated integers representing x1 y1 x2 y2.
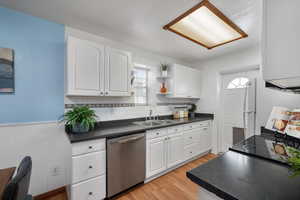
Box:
107 132 146 198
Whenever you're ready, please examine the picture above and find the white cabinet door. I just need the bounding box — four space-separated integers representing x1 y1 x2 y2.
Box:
200 126 211 153
67 36 105 96
105 47 132 96
173 64 189 98
146 137 167 178
167 133 184 168
170 64 201 98
189 68 201 98
263 0 300 81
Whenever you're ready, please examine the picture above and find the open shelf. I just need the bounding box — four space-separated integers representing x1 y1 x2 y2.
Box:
156 92 172 95
156 76 171 79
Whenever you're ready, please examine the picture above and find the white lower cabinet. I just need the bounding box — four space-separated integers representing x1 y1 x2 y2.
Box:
167 133 184 168
71 175 106 200
69 139 106 200
72 151 106 184
184 143 199 160
200 126 212 153
146 137 167 178
146 121 212 180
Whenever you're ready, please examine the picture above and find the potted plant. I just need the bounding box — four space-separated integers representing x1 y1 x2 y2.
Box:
189 104 197 119
160 63 169 77
60 106 98 133
287 147 300 177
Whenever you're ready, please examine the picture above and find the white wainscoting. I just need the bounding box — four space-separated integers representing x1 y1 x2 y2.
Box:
0 122 72 196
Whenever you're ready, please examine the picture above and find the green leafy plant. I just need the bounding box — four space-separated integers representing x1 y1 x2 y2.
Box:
160 63 169 71
189 104 197 113
60 106 97 132
287 147 300 177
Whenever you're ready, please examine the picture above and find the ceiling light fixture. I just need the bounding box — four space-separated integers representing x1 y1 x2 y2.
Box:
163 0 248 49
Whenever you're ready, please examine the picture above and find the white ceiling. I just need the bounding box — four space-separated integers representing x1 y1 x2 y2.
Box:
0 0 262 63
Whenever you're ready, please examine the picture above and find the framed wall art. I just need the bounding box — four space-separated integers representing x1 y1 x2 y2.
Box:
0 48 14 93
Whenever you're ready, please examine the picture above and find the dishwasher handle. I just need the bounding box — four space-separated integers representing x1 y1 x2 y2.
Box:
108 133 145 144
117 135 144 144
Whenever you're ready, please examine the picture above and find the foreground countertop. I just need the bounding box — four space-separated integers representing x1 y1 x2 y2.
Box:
187 150 300 200
67 113 213 143
230 135 289 165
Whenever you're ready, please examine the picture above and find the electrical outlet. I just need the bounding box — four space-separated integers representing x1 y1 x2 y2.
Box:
51 166 61 176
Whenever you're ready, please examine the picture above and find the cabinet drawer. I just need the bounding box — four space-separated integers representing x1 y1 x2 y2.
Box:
184 123 201 131
184 144 199 160
72 139 106 156
198 121 210 127
168 125 184 134
71 175 106 200
184 131 200 146
72 151 106 183
147 129 168 139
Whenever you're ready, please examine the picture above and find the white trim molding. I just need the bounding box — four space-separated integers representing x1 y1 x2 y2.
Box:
0 120 59 128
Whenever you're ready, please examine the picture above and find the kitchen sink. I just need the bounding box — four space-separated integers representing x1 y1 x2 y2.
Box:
133 119 175 127
157 120 174 124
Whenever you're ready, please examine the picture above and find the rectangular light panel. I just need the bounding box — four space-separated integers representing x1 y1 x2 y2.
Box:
163 0 248 49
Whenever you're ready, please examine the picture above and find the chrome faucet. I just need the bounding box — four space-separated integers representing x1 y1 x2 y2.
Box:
146 109 153 121
146 109 159 121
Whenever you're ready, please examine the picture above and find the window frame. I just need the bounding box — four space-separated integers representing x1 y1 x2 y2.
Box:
226 77 250 89
132 64 149 105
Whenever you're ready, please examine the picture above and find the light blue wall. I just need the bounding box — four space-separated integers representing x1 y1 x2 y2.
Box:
0 7 65 123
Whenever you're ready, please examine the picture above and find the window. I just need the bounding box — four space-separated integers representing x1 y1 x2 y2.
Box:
227 77 249 89
163 0 247 49
133 65 148 105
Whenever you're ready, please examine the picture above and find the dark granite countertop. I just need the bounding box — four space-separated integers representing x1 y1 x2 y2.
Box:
67 113 214 143
187 150 300 200
230 135 289 165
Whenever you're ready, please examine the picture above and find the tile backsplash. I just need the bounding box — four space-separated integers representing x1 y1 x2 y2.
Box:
64 104 191 122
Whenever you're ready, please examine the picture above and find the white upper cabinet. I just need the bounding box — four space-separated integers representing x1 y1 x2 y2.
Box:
168 64 201 99
67 36 105 96
262 0 300 82
105 47 132 96
66 35 132 97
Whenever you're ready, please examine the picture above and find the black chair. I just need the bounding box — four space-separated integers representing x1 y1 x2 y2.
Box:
2 157 32 200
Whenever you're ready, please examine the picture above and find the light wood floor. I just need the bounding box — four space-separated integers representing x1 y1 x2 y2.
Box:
43 154 217 200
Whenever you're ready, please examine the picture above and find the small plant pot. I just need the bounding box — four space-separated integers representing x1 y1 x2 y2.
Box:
161 70 168 77
72 123 89 134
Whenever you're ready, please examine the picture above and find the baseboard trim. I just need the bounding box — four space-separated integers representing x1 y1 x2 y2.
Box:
34 187 66 200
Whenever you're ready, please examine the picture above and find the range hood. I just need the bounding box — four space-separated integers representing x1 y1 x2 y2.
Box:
265 77 300 93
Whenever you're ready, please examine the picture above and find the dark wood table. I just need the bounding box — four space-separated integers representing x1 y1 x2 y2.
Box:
0 167 16 199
